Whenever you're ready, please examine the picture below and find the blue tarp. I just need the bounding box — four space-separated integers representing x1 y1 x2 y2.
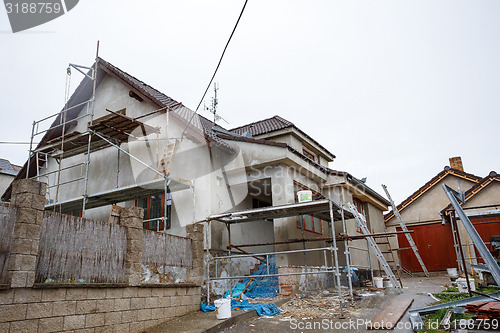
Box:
243 255 279 299
200 299 281 316
202 255 281 316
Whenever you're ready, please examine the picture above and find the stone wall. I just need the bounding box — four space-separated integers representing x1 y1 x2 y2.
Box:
0 285 200 332
0 179 203 333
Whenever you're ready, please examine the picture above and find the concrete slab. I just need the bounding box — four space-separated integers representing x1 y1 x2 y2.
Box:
221 273 451 333
146 297 290 333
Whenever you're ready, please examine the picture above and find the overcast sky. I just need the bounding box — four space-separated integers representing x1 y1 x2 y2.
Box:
1 0 499 205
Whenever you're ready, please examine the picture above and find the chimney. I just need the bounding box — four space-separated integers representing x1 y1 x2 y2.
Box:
449 156 464 171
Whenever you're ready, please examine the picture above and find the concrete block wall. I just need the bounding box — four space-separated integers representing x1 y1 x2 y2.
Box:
0 179 204 333
0 286 200 333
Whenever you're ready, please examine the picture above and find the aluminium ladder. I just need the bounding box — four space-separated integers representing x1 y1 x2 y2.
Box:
382 184 430 277
347 202 403 292
375 234 404 286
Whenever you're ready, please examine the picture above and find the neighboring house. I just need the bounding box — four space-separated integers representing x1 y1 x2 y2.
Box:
384 157 489 272
440 171 500 265
0 158 21 198
2 58 390 294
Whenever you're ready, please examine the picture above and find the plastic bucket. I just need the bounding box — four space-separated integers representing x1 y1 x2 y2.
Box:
214 298 231 319
374 277 383 288
447 268 458 278
456 278 475 293
297 190 312 203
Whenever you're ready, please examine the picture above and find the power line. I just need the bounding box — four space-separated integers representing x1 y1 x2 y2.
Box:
182 0 249 137
0 142 39 145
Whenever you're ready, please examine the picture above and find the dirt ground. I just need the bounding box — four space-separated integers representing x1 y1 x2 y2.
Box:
221 273 451 333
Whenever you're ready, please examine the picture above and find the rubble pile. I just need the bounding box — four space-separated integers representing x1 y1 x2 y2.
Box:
279 291 344 320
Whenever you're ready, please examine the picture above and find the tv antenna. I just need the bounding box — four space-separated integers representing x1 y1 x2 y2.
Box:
205 82 228 125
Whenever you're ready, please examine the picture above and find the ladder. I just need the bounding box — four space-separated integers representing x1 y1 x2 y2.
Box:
347 202 403 292
382 184 430 277
375 235 403 287
157 140 177 176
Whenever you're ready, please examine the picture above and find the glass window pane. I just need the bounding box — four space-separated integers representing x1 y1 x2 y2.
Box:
304 215 313 231
137 197 148 219
150 195 162 219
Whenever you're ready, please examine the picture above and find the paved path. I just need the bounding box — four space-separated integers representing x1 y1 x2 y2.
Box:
222 273 450 333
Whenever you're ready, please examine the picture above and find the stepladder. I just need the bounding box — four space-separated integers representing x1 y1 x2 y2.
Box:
347 202 403 292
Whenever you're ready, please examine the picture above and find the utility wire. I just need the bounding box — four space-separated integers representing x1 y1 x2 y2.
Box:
0 142 39 145
181 0 249 137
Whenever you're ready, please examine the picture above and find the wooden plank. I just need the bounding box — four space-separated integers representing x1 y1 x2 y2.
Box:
368 298 414 329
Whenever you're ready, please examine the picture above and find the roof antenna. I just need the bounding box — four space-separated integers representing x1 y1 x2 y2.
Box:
205 82 228 125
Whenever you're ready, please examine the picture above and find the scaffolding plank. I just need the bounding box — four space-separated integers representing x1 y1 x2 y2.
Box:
37 111 159 160
368 298 414 329
89 110 159 143
45 178 191 214
203 199 353 224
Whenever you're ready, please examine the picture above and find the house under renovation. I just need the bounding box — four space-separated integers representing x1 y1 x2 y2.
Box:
3 58 393 296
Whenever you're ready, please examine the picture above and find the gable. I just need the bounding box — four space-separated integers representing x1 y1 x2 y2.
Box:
464 179 500 208
384 167 481 223
386 172 478 226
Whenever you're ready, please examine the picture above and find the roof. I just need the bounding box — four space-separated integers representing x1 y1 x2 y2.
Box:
384 166 482 222
230 115 336 160
441 171 500 216
98 58 229 148
231 115 293 136
2 57 230 200
217 131 389 207
0 158 20 176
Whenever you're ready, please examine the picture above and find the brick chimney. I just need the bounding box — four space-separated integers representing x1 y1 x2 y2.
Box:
449 156 464 171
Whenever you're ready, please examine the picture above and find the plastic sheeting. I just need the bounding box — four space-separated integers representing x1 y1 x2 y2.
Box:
243 255 279 299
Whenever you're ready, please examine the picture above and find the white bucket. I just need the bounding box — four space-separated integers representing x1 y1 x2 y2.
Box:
214 298 231 320
374 277 384 288
456 278 475 293
297 190 312 203
447 268 458 278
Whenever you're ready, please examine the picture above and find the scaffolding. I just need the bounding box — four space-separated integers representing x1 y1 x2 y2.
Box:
201 199 412 305
25 57 193 228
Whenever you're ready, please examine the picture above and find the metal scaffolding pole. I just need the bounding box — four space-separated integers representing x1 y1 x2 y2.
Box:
443 184 500 286
340 199 353 297
329 200 344 314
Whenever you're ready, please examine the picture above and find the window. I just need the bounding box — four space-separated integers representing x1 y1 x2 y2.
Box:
294 181 324 235
68 210 82 217
252 198 271 208
302 148 315 161
136 192 172 231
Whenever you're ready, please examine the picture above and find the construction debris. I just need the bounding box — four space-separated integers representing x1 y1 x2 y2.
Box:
466 301 500 319
279 290 345 320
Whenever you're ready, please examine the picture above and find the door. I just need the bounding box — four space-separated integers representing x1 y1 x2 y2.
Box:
470 216 500 264
397 222 457 272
